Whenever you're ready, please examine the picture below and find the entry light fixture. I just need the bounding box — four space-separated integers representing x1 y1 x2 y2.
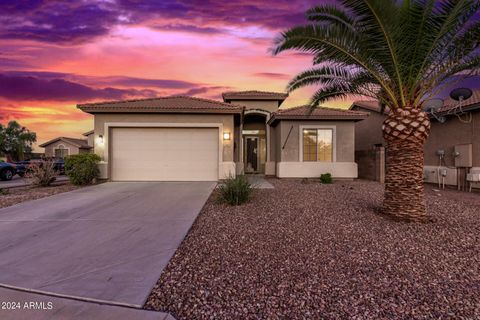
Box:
97 135 104 145
223 132 231 140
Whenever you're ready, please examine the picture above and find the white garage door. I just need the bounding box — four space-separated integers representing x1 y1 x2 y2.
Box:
111 127 218 181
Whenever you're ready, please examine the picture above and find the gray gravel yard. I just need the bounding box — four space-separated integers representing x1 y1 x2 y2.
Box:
145 179 480 320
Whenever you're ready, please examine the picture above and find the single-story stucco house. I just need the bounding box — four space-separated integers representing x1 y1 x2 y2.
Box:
40 130 94 158
77 91 368 181
350 90 480 189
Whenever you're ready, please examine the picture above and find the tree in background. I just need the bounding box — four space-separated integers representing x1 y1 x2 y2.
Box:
273 0 480 222
0 121 37 162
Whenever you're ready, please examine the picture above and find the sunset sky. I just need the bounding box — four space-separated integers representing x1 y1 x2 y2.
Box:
0 1 478 151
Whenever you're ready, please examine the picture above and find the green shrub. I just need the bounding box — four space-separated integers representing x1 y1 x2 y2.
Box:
320 173 333 184
217 175 254 206
26 159 57 187
65 154 101 185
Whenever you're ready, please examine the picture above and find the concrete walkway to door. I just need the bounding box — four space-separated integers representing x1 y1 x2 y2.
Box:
0 182 215 311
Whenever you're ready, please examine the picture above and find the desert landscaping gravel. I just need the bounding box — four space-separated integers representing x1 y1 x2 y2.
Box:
145 179 480 320
0 184 80 209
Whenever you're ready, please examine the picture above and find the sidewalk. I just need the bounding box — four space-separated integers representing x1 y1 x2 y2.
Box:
0 287 174 320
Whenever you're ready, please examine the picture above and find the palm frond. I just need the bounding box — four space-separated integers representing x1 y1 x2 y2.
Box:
273 0 479 112
272 23 398 105
306 5 356 30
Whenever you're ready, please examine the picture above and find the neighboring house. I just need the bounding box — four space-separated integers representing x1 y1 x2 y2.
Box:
350 91 480 189
39 134 93 158
77 91 368 181
83 130 95 147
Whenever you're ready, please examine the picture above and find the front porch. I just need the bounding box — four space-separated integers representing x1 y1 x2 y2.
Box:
235 109 275 176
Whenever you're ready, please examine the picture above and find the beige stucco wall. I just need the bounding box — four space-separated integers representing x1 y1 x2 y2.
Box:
44 141 80 158
269 125 276 162
86 133 94 147
278 120 355 162
353 109 385 151
424 112 480 167
274 124 282 163
272 120 357 178
352 108 480 167
229 100 280 113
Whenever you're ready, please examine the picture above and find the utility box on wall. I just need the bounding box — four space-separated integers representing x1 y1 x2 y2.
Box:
454 144 472 167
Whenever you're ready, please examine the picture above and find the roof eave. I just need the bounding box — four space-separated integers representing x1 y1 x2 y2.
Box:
436 103 480 117
77 107 244 115
267 115 368 126
82 130 94 136
224 96 288 102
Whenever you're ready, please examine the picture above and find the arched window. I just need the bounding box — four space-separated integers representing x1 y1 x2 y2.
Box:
54 144 69 158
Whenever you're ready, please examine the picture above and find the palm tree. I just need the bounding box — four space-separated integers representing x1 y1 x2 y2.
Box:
273 0 480 222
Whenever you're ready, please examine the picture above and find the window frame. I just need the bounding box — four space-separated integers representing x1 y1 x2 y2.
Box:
54 144 70 159
299 125 336 162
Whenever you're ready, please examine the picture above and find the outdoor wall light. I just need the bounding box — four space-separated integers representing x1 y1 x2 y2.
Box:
223 132 231 140
97 135 104 145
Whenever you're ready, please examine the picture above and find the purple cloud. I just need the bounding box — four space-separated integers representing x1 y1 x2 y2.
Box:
253 72 290 79
3 71 201 90
0 0 325 44
0 58 36 69
98 76 199 89
151 24 225 35
0 73 158 102
0 71 231 102
0 1 119 43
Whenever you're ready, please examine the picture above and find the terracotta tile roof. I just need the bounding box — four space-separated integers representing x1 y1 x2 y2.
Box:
351 90 480 116
39 137 91 149
438 90 480 114
268 105 368 125
222 90 288 101
349 100 391 114
77 96 244 114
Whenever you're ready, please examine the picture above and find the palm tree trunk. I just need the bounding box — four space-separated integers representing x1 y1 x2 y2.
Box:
382 107 431 222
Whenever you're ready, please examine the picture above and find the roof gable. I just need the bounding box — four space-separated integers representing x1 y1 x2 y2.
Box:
39 137 91 149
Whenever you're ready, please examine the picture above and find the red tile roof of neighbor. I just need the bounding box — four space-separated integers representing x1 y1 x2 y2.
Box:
222 90 288 101
268 105 369 125
350 100 384 113
77 96 244 114
351 90 480 115
39 137 91 149
438 89 480 114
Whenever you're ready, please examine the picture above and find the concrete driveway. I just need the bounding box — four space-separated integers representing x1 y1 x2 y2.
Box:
0 182 215 307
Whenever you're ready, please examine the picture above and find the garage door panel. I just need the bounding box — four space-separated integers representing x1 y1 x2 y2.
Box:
111 127 218 181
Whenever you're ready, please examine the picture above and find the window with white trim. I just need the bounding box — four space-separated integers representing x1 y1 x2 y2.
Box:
302 129 333 162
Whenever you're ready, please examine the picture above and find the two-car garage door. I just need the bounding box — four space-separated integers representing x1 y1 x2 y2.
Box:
111 127 218 181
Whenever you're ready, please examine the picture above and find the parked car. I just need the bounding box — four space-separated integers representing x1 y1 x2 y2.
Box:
0 162 20 181
15 158 65 175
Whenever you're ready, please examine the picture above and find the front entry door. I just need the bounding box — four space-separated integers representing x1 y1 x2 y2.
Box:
245 137 258 173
